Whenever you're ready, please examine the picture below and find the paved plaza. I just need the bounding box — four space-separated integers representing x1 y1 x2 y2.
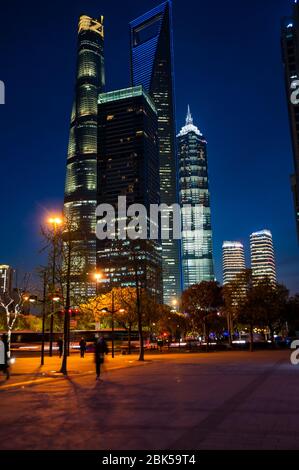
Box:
0 350 298 450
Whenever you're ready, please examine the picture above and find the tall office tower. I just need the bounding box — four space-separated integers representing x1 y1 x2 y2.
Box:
0 265 13 295
250 230 277 285
178 106 214 289
281 3 299 242
64 15 105 299
129 0 181 305
97 86 162 302
222 242 246 285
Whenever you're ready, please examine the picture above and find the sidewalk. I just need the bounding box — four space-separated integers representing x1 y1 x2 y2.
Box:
0 352 150 390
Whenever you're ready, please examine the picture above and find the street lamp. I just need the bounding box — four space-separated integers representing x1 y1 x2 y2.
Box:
47 215 63 357
94 271 102 295
100 289 123 359
27 286 62 366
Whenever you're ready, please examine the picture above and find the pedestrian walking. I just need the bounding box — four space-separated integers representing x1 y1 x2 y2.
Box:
57 338 63 358
79 337 86 358
0 334 10 380
95 335 109 381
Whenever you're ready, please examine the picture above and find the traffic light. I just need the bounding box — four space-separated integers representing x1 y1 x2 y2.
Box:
68 308 80 317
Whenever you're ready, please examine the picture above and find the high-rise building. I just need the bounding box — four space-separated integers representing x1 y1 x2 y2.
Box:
178 106 214 289
250 230 276 285
129 0 181 305
281 3 299 242
97 86 162 302
64 15 105 299
0 265 13 295
222 242 246 285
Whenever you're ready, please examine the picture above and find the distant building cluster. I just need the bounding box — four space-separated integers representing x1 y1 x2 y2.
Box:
222 230 276 285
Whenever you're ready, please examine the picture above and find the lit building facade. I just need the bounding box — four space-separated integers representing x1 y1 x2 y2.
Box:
97 86 162 302
281 3 299 242
178 107 214 289
250 230 276 285
0 265 13 295
130 0 181 305
222 242 246 285
64 15 105 299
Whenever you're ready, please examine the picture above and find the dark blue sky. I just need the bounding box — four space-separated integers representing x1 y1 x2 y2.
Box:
0 0 298 293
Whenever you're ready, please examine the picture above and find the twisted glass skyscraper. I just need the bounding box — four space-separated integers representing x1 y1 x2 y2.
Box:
178 107 214 289
281 2 299 242
64 15 105 298
129 0 181 305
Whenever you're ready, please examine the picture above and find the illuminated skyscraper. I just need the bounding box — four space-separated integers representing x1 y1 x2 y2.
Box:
97 86 162 302
281 3 299 242
222 242 246 285
64 15 105 298
178 106 214 289
130 0 181 305
250 230 276 285
0 265 13 295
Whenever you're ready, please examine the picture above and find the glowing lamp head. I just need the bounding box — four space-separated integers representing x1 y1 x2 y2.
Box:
94 272 102 282
48 216 63 226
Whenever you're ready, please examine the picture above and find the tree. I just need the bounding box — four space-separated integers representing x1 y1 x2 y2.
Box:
285 294 299 336
42 214 86 375
237 275 290 351
157 308 188 341
254 279 289 344
0 274 31 355
222 269 252 346
181 281 223 351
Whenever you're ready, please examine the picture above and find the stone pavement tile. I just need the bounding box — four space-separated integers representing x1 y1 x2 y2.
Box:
217 411 278 434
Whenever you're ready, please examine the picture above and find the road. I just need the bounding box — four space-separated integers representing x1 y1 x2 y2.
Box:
0 350 298 450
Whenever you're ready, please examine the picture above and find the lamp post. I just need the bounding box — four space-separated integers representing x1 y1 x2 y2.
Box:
27 285 61 366
48 216 62 357
94 272 102 296
41 272 47 366
100 291 124 359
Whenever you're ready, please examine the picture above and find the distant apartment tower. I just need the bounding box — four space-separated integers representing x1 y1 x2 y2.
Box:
64 15 105 299
222 242 246 285
0 265 13 295
130 0 181 305
250 230 276 285
178 106 214 289
97 86 162 302
281 3 299 242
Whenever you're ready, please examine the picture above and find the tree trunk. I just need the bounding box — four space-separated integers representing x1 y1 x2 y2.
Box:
136 287 144 361
7 329 11 359
227 311 232 348
249 325 254 352
133 246 144 361
269 325 275 349
204 318 209 353
60 239 71 375
128 322 132 355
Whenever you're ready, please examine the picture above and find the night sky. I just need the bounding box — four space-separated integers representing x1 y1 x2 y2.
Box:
0 0 298 293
